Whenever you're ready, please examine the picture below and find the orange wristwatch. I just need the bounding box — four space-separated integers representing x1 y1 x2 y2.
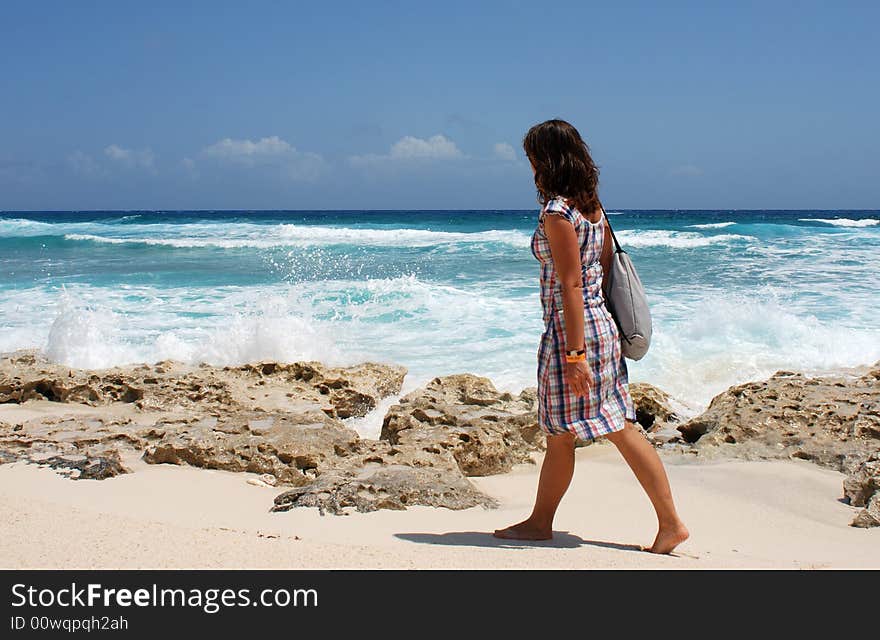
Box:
565 347 586 363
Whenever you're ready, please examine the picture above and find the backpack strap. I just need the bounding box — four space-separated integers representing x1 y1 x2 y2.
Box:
600 203 625 253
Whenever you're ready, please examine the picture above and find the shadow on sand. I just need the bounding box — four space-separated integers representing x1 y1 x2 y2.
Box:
394 530 645 552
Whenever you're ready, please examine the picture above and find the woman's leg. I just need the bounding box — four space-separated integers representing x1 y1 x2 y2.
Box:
493 432 576 540
604 421 689 554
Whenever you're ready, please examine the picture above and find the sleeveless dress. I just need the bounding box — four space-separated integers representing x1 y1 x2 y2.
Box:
530 196 637 440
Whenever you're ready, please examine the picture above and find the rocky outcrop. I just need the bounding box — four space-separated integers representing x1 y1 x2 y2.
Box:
272 442 496 514
844 453 880 527
628 382 685 445
0 354 505 514
851 494 880 528
16 349 879 523
676 363 880 526
0 351 407 420
273 374 693 513
143 411 362 485
0 419 130 480
630 383 680 430
0 351 407 488
37 452 128 480
676 366 879 470
0 414 165 479
380 374 544 476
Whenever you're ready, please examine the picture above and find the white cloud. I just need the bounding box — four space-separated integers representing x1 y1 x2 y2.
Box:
104 144 130 161
349 134 463 168
199 136 326 181
389 135 462 160
493 142 517 162
202 136 293 165
104 144 155 170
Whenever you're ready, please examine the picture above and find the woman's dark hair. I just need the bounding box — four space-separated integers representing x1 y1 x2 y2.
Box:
523 119 600 214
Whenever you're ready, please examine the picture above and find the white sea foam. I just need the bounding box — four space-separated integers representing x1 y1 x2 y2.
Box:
1 218 157 238
5 277 878 414
639 289 880 408
62 225 530 249
4 217 530 248
616 229 752 248
64 234 133 245
0 218 59 236
32 287 355 370
687 221 735 229
7 276 540 381
799 217 879 227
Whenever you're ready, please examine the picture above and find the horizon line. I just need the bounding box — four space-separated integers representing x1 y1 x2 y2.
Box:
3 208 880 214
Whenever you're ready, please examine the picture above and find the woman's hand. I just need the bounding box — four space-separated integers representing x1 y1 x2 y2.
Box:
563 359 593 397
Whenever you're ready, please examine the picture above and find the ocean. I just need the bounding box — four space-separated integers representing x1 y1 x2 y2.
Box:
1 209 878 415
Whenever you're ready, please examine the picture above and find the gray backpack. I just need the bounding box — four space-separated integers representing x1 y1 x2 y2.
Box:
600 206 652 360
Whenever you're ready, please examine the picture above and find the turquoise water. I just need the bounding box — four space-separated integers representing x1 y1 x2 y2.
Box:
1 209 878 411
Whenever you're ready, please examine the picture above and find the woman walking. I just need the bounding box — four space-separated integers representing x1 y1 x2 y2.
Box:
493 119 689 554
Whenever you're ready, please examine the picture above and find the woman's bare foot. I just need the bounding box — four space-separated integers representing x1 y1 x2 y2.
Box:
648 522 690 554
492 519 552 540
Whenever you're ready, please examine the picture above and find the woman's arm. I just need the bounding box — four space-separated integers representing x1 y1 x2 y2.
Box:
543 215 585 353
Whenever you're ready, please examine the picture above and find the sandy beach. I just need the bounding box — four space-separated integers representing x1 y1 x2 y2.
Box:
2 442 876 569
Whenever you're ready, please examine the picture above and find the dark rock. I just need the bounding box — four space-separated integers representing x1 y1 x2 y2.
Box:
40 452 129 480
629 382 681 432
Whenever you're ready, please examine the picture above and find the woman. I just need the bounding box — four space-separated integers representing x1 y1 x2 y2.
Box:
493 119 689 554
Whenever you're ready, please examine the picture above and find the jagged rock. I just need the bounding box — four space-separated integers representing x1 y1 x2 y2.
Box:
272 442 496 514
143 411 361 485
270 373 539 515
0 352 406 420
381 374 543 476
233 360 407 418
0 416 159 479
0 445 129 480
630 382 680 431
39 452 129 480
0 351 407 484
851 494 880 528
844 453 880 527
844 453 880 506
628 382 685 446
675 365 880 473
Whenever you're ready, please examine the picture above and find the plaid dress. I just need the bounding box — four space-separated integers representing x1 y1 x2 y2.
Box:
531 196 637 440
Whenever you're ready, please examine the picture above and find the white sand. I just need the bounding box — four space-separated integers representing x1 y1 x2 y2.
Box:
1 443 876 569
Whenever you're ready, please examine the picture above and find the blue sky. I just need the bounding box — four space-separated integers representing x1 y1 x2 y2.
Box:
1 1 877 210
